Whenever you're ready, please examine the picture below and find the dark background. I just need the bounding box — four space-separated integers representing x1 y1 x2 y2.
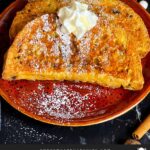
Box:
0 0 150 145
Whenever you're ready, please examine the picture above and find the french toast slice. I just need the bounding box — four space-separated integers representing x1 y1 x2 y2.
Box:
3 14 144 90
9 0 59 40
9 0 150 58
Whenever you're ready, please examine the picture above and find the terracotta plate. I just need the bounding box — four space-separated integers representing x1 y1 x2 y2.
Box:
0 0 150 126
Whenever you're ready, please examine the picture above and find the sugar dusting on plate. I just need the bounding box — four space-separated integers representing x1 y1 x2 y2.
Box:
15 81 106 123
36 83 94 119
2 80 126 124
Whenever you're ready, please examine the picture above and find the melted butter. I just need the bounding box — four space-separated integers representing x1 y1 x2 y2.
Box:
57 1 98 39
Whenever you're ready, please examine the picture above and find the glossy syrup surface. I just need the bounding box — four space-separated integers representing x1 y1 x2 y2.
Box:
0 79 132 122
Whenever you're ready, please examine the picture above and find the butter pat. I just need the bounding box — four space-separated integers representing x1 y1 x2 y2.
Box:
57 1 98 39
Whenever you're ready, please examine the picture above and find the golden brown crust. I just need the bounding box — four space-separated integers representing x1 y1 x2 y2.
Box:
9 0 59 40
9 0 150 58
3 11 145 90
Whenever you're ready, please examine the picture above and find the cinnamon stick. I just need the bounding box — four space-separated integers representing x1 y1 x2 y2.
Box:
132 115 150 140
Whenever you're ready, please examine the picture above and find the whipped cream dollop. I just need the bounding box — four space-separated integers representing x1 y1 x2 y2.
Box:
57 1 98 39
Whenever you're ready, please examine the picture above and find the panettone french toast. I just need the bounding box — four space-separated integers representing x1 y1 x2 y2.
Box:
2 0 150 90
9 0 59 40
9 0 150 58
2 11 146 90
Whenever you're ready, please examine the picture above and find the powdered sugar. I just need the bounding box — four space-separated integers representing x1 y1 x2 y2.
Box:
3 113 63 144
41 14 51 32
7 81 110 124
37 84 44 90
51 40 61 57
36 29 44 39
56 24 72 64
35 83 95 120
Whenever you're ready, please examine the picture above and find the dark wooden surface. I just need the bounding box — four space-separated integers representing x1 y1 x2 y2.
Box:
0 0 150 144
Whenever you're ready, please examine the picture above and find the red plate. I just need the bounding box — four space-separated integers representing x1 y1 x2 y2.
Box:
0 0 150 126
